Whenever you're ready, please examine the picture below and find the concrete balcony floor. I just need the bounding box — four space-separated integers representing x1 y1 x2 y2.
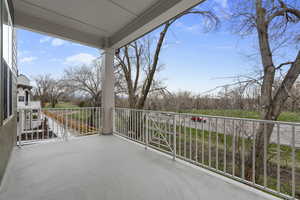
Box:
0 135 276 200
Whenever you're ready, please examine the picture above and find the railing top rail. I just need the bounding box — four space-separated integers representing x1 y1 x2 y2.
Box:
18 107 103 111
115 107 300 126
42 107 103 110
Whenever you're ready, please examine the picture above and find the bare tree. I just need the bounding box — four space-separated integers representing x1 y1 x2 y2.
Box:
33 74 51 106
231 0 300 179
116 6 219 109
48 79 66 108
33 74 66 108
64 60 103 107
64 59 123 107
115 37 167 109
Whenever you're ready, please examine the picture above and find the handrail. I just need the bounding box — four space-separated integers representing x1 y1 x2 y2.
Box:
17 107 103 146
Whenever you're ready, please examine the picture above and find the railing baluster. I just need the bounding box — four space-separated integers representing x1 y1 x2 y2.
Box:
242 120 245 179
232 120 235 176
184 116 186 158
116 109 118 133
139 111 141 142
52 110 55 139
189 116 192 160
291 125 295 198
173 115 176 160
66 109 68 141
130 110 132 139
124 110 126 136
85 108 87 135
41 109 44 140
128 110 130 138
47 110 50 139
80 108 83 135
216 118 219 170
100 107 102 134
94 108 96 133
276 123 280 193
29 110 31 140
169 115 171 150
118 109 120 134
202 118 204 164
264 122 267 188
137 111 139 141
26 110 28 141
179 114 181 157
141 111 143 143
209 118 211 167
123 110 125 136
224 118 226 173
252 121 256 184
113 108 115 133
145 112 148 150
195 119 198 163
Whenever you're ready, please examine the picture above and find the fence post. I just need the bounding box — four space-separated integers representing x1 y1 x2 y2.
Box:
173 114 176 161
145 112 148 150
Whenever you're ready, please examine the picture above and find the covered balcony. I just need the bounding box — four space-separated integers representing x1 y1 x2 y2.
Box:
0 0 299 200
1 107 299 199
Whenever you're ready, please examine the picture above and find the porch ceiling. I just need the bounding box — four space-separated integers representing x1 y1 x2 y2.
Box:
12 0 204 49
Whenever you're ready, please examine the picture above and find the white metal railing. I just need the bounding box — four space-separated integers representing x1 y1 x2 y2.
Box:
17 107 103 145
114 107 300 199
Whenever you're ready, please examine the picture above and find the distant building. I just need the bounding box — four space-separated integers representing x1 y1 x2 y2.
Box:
17 74 41 110
17 75 42 137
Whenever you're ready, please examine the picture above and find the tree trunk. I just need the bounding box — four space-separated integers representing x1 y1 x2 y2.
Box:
51 99 57 108
137 22 171 109
244 0 278 180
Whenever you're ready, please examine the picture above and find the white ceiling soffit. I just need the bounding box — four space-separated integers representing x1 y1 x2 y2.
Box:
13 0 205 49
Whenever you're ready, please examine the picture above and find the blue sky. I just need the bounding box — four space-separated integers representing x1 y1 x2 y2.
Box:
17 0 298 94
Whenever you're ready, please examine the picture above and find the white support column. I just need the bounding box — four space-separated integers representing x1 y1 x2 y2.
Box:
101 48 115 135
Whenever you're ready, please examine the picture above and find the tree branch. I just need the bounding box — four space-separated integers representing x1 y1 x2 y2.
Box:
275 61 294 70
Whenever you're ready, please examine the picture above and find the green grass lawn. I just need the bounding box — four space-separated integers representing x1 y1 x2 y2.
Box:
44 102 79 108
184 109 300 123
67 108 102 122
68 110 90 121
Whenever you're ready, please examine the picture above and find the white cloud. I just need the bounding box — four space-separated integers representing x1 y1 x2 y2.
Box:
64 53 96 65
40 36 67 46
51 38 66 46
20 56 37 63
40 36 51 43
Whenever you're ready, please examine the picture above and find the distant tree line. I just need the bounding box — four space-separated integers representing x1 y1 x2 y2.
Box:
116 80 300 113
